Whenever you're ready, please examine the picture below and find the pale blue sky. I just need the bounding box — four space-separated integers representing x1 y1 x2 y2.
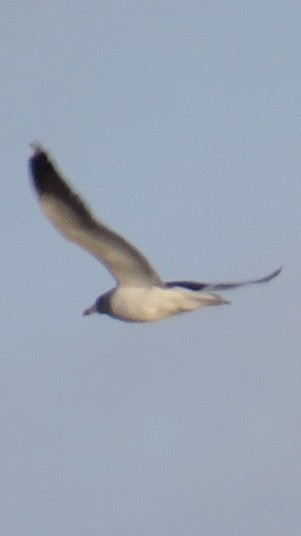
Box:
1 1 300 535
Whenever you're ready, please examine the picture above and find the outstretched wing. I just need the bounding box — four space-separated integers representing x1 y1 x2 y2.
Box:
166 267 282 291
29 144 163 287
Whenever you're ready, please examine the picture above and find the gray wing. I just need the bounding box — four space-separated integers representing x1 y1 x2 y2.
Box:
29 144 163 287
166 267 282 291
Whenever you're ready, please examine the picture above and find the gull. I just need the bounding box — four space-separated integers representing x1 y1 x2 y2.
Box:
29 144 281 323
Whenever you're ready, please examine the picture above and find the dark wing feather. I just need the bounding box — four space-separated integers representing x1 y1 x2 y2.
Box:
166 267 281 291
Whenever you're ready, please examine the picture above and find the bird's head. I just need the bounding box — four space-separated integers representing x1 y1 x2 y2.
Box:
83 290 113 317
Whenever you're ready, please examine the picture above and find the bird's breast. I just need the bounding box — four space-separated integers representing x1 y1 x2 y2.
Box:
109 286 202 322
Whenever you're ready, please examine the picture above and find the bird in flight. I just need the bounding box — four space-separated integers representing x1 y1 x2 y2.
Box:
29 144 281 323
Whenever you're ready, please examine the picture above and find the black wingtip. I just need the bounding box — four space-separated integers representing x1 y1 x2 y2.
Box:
29 141 45 155
29 141 50 172
28 143 59 198
259 266 282 283
28 143 95 228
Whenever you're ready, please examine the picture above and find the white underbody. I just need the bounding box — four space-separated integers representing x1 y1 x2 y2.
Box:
109 286 229 323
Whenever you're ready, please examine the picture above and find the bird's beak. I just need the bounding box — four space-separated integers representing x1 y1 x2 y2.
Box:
83 304 97 316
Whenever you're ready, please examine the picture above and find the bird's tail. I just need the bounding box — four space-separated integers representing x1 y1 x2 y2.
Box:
196 293 231 307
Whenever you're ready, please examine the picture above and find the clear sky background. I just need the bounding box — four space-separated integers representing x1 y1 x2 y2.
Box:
1 1 300 535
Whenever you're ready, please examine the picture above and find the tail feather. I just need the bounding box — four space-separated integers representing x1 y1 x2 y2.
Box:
203 293 231 306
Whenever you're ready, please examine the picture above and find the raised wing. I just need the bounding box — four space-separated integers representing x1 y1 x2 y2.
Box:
29 144 163 287
166 267 282 291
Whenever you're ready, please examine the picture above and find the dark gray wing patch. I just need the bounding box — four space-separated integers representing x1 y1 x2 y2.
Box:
166 281 208 291
29 147 95 230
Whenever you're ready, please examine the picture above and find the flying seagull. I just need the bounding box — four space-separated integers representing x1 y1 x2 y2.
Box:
29 144 281 323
